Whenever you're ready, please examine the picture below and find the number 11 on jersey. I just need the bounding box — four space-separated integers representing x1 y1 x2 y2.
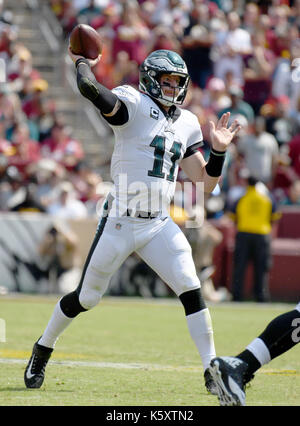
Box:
148 135 182 182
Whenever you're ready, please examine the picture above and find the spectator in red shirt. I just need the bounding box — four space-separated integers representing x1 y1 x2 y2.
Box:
243 31 275 114
288 132 300 177
0 24 16 58
8 46 41 100
8 122 41 176
272 151 298 202
41 122 84 171
149 25 181 53
22 78 49 122
112 2 150 65
90 3 121 32
110 50 139 88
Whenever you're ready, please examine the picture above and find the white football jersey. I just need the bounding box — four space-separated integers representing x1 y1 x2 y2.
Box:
107 85 203 217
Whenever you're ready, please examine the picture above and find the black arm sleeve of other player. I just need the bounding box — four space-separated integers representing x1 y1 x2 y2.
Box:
75 58 129 125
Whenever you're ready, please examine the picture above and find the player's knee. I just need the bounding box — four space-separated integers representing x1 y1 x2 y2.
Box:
77 265 111 310
170 248 200 294
179 287 206 316
179 278 200 294
174 268 200 295
79 288 102 310
60 291 87 318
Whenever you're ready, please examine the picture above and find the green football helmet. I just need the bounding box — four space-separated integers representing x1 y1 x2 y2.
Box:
139 50 190 107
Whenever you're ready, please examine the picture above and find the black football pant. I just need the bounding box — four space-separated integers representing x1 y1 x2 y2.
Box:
232 232 271 302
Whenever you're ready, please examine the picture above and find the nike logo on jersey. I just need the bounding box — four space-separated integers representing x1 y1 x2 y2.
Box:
150 107 159 120
165 128 175 134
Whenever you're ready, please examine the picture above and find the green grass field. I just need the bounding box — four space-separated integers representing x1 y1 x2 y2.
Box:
0 295 299 406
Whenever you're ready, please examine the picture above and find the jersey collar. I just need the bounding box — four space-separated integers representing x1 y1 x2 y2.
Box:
149 96 181 123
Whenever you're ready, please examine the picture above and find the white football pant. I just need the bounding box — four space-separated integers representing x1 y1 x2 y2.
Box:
78 215 201 310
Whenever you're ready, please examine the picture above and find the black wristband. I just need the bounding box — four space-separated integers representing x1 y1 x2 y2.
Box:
205 148 226 177
75 58 90 68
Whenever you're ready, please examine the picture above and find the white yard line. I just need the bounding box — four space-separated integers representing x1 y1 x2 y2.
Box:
0 358 201 372
0 358 298 376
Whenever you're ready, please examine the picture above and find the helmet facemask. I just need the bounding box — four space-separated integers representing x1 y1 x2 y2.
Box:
139 50 190 107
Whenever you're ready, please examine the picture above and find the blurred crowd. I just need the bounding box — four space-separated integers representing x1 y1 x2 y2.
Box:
1 0 300 223
0 0 108 219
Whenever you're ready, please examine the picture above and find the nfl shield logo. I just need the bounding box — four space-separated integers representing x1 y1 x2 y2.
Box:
115 223 122 230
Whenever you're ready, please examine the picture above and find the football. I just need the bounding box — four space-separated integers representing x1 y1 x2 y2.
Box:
69 24 103 60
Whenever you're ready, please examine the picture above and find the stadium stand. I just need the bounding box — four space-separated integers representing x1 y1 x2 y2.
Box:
0 0 299 300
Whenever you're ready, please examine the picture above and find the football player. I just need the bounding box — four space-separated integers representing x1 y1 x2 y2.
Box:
209 302 300 405
24 49 241 394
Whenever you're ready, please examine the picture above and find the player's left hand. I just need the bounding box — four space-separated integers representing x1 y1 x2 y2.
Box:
209 112 241 152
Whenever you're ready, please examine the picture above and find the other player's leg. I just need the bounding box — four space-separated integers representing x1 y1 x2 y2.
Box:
209 303 300 405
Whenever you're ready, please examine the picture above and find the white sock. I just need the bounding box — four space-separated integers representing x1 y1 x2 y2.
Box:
246 337 271 366
38 300 74 349
186 308 216 370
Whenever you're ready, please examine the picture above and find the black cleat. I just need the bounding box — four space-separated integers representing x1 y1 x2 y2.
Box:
204 368 218 395
208 357 248 406
24 341 53 389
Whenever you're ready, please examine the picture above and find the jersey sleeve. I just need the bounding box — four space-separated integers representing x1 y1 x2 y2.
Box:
111 85 140 123
183 141 203 158
183 112 203 159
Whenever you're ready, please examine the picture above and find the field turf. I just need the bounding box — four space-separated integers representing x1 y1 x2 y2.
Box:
0 295 299 406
